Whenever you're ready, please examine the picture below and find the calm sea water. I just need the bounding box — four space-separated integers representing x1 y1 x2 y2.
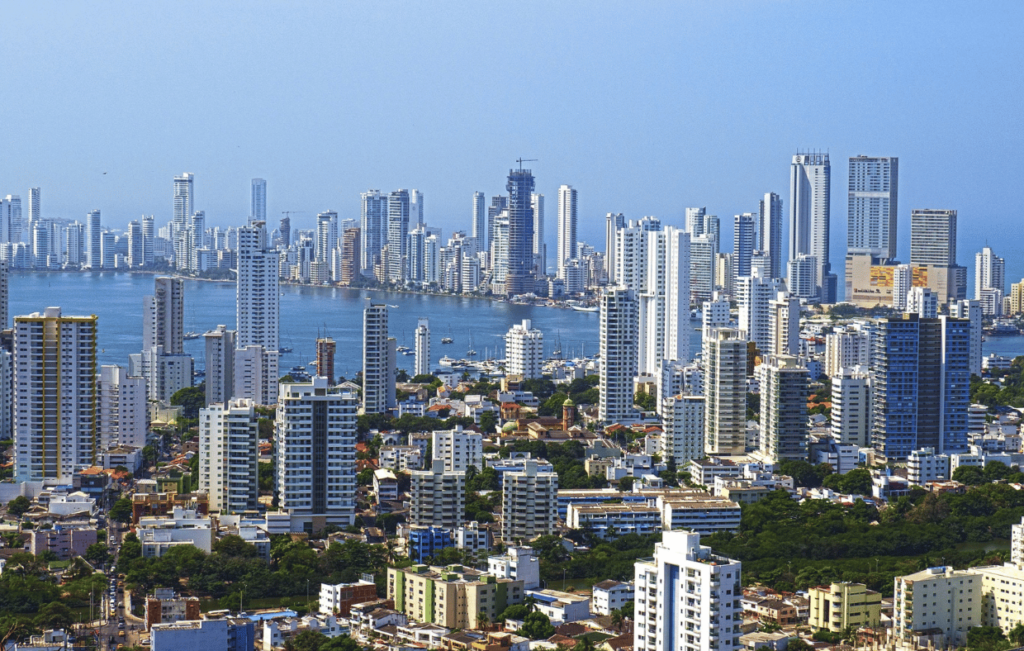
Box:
14 272 654 380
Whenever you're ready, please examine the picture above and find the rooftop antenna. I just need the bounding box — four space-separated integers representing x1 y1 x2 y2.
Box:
516 158 537 171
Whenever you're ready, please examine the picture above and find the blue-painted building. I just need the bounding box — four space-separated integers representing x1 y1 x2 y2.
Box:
408 526 454 562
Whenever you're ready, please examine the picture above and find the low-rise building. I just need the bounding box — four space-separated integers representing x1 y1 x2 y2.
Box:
893 566 981 648
373 469 399 503
145 588 201 631
261 614 346 650
564 503 662 538
150 613 254 651
408 525 454 562
137 507 213 557
907 447 951 485
388 563 524 630
29 525 97 560
379 445 423 472
687 458 742 487
487 546 540 591
591 580 634 616
525 588 591 625
455 521 492 553
808 581 881 632
656 493 742 535
318 579 378 617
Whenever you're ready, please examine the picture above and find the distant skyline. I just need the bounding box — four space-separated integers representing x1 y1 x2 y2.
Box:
2 2 1023 291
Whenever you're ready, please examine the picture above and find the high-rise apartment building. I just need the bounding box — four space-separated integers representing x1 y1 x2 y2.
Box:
410 189 424 226
736 271 785 353
86 210 102 269
599 287 638 424
634 531 741 651
757 355 809 463
316 211 338 264
127 220 143 267
704 328 747 456
316 337 336 385
557 185 577 280
685 207 706 236
759 192 783 279
204 325 236 406
638 228 691 376
505 168 536 296
431 426 483 473
871 314 970 460
689 234 717 304
767 292 800 358
975 246 1005 316
847 156 898 259
907 287 938 319
14 308 98 481
233 345 279 407
950 299 983 377
832 366 871 447
27 188 40 234
251 178 266 223
789 153 833 301
360 190 388 275
276 377 358 531
97 365 148 449
199 398 259 514
732 213 756 284
362 301 395 414
338 227 361 286
173 173 194 234
387 190 410 283
279 216 291 248
605 212 625 282
472 191 487 251
236 223 279 351
501 460 558 543
504 319 544 379
144 277 184 354
910 209 957 267
824 324 873 378
142 214 155 266
410 460 465 529
662 394 705 464
413 319 430 377
532 192 545 276
3 195 22 244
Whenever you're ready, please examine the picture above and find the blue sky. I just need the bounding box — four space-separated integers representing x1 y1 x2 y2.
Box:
2 2 1023 291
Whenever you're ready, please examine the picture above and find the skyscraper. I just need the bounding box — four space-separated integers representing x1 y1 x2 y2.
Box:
950 299 982 377
360 190 388 275
0 261 7 329
871 313 970 460
704 328 747 456
410 189 424 226
732 213 756 284
504 167 536 296
689 234 717 304
141 215 155 266
605 212 625 283
14 307 98 481
276 377 358 530
3 196 22 244
199 398 259 513
757 355 809 463
638 228 691 375
634 531 741 651
832 366 871 447
472 191 486 251
339 227 361 286
975 246 1005 315
204 325 236 406
789 153 832 301
316 211 338 263
316 337 337 385
505 319 544 379
387 190 410 283
736 271 786 353
27 188 40 235
86 210 102 269
487 195 508 257
173 173 194 236
251 178 267 223
531 193 545 276
363 300 395 414
848 156 898 259
759 192 783 279
685 207 706 236
127 221 143 268
501 460 558 542
279 216 291 248
599 287 638 424
236 223 279 351
411 460 466 530
557 185 577 280
144 277 184 354
414 319 430 378
910 209 957 267
662 394 705 464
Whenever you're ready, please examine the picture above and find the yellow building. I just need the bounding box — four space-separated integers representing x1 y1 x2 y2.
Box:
387 564 524 630
809 581 882 632
1010 280 1024 315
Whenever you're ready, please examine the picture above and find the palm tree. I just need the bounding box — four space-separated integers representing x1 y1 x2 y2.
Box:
611 609 623 632
476 610 490 630
1009 623 1024 647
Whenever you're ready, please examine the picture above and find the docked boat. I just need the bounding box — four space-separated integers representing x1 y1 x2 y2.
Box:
569 304 598 313
184 332 201 340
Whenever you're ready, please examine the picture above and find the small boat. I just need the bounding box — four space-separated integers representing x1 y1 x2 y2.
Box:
441 337 454 344
439 356 456 366
183 332 201 340
569 304 598 313
396 345 411 353
467 350 477 357
279 347 293 353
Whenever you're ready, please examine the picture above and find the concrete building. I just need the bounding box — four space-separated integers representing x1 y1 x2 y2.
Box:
504 319 544 379
759 192 783 279
501 460 558 543
487 546 541 590
893 566 981 648
150 613 253 651
387 564 524 630
137 508 214 557
662 394 705 464
737 271 785 353
907 447 951 485
847 156 898 260
319 580 378 617
565 503 662 538
556 185 577 280
144 277 184 354
767 293 800 358
757 355 809 463
29 526 97 560
204 325 235 406
656 493 742 535
199 399 259 514
232 344 279 407
526 588 591 625
634 531 742 651
704 328 747 456
315 337 336 385
789 152 834 302
824 325 872 378
910 209 957 267
410 460 465 529
950 299 983 377
97 365 149 449
504 168 536 296
599 287 638 424
275 377 358 533
236 222 279 352
14 307 98 482
592 580 635 617
431 426 482 472
808 582 882 632
414 319 430 377
831 366 871 447
363 301 396 414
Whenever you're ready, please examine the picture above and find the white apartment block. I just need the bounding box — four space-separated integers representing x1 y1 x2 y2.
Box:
736 271 785 353
455 521 492 553
767 292 800 357
432 426 483 472
276 377 358 532
199 398 259 514
504 319 544 379
592 580 635 616
233 344 279 407
143 276 184 354
907 287 938 319
410 460 465 529
690 234 717 303
236 223 279 351
565 503 662 538
757 355 809 463
133 346 193 404
138 507 214 557
501 460 558 543
634 531 742 651
831 366 870 447
656 494 742 535
599 286 638 424
704 328 747 456
363 301 396 414
97 365 149 449
379 445 424 472
414 318 430 377
893 567 981 648
14 308 98 482
637 227 691 375
950 299 983 377
824 325 872 378
487 546 540 590
907 447 950 485
702 295 731 340
662 394 705 464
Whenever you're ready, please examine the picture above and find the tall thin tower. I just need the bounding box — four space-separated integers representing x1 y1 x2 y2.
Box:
789 153 831 301
472 191 487 252
173 173 194 233
847 156 898 259
505 166 536 296
758 192 783 279
557 184 577 280
415 318 430 377
251 178 267 223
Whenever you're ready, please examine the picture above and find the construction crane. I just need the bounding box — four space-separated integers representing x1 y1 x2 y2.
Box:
516 158 537 170
280 211 306 220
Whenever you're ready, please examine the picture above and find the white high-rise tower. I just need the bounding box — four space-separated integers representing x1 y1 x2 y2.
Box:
599 287 638 424
505 319 544 379
847 156 898 259
144 277 184 354
251 178 267 223
789 153 832 301
472 191 487 251
414 318 430 377
363 301 395 414
557 185 577 280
